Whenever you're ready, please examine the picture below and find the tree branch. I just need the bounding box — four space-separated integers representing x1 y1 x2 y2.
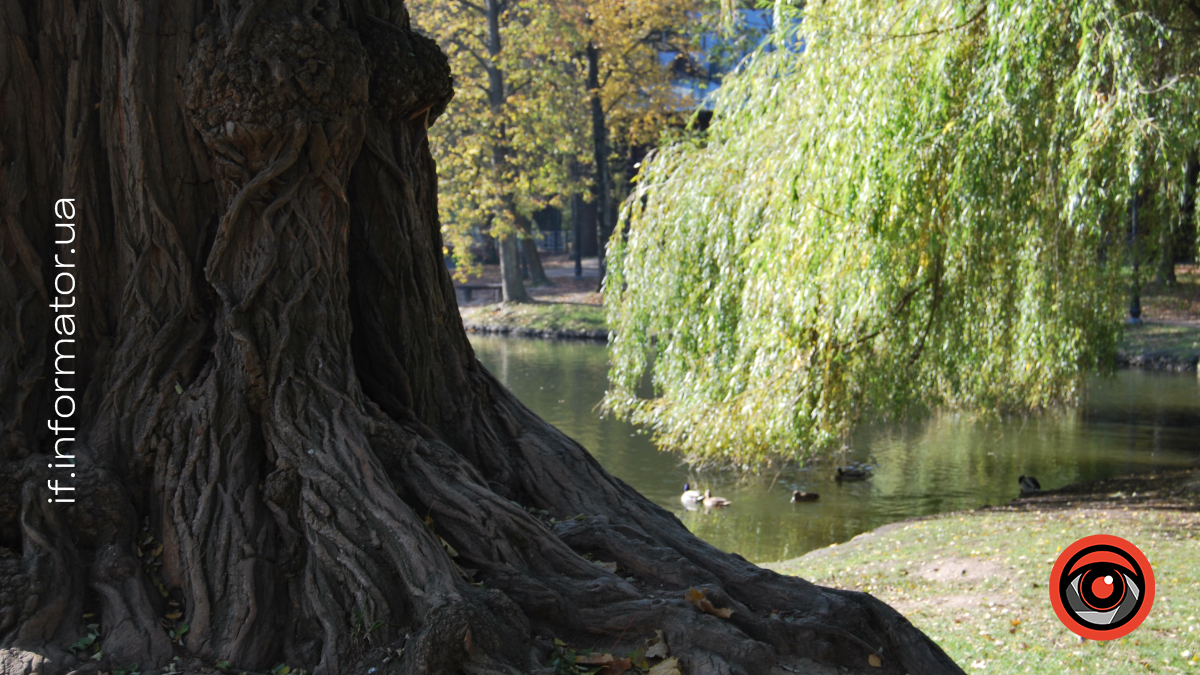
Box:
854 3 987 40
507 78 531 98
451 37 491 71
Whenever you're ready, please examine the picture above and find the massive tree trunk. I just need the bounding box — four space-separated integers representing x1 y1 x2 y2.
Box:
0 2 963 674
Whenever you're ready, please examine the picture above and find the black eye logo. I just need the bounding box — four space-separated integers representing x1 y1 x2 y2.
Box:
1050 535 1155 640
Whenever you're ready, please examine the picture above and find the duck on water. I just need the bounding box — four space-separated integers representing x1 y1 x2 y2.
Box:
702 489 732 508
681 483 702 505
836 466 871 481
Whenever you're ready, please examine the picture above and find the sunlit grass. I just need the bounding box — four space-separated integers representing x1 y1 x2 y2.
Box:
768 507 1200 673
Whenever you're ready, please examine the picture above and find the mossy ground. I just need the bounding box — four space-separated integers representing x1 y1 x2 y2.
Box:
766 472 1200 674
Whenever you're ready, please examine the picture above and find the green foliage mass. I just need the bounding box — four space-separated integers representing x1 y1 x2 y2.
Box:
604 0 1200 466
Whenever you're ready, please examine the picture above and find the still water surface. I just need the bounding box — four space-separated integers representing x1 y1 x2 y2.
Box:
471 335 1200 564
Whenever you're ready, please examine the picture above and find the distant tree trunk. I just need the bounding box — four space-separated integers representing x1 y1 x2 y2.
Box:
1156 154 1200 284
1157 220 1177 285
0 2 965 675
1179 152 1199 262
485 0 528 303
571 162 586 277
498 232 530 302
517 214 550 286
586 41 611 286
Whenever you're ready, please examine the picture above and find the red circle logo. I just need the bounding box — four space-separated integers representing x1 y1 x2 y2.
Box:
1049 534 1154 640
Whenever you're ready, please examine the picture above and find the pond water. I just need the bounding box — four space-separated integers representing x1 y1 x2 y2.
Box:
471 335 1200 564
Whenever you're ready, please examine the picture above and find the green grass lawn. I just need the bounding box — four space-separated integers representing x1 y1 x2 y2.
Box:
767 502 1200 673
460 301 607 334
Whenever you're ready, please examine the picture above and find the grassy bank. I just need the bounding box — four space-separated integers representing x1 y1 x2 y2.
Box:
460 301 606 335
765 472 1200 674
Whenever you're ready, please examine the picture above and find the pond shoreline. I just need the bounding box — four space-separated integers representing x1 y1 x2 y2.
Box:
771 467 1200 567
465 319 1199 370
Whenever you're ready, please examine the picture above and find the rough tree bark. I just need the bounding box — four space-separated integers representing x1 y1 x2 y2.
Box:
0 1 964 674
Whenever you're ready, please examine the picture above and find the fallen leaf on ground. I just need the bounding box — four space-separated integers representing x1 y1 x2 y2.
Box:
868 653 882 667
644 630 669 659
647 657 680 675
684 588 733 618
597 657 633 675
704 603 734 619
575 653 614 665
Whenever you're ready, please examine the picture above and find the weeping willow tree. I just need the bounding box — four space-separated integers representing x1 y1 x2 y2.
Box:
604 0 1200 466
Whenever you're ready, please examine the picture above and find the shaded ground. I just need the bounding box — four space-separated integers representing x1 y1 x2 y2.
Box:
453 253 605 307
1120 264 1200 368
765 470 1200 674
1142 264 1200 325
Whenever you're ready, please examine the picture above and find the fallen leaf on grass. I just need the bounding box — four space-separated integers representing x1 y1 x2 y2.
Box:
868 653 881 667
644 630 669 659
684 588 733 619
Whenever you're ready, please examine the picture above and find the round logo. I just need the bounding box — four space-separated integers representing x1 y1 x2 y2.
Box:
1049 534 1154 640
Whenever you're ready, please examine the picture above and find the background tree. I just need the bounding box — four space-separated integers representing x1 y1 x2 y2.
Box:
411 0 589 298
416 0 706 290
584 0 704 278
605 0 1200 466
0 1 961 674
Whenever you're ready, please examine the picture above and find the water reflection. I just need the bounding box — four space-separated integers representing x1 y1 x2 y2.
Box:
470 336 1200 563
